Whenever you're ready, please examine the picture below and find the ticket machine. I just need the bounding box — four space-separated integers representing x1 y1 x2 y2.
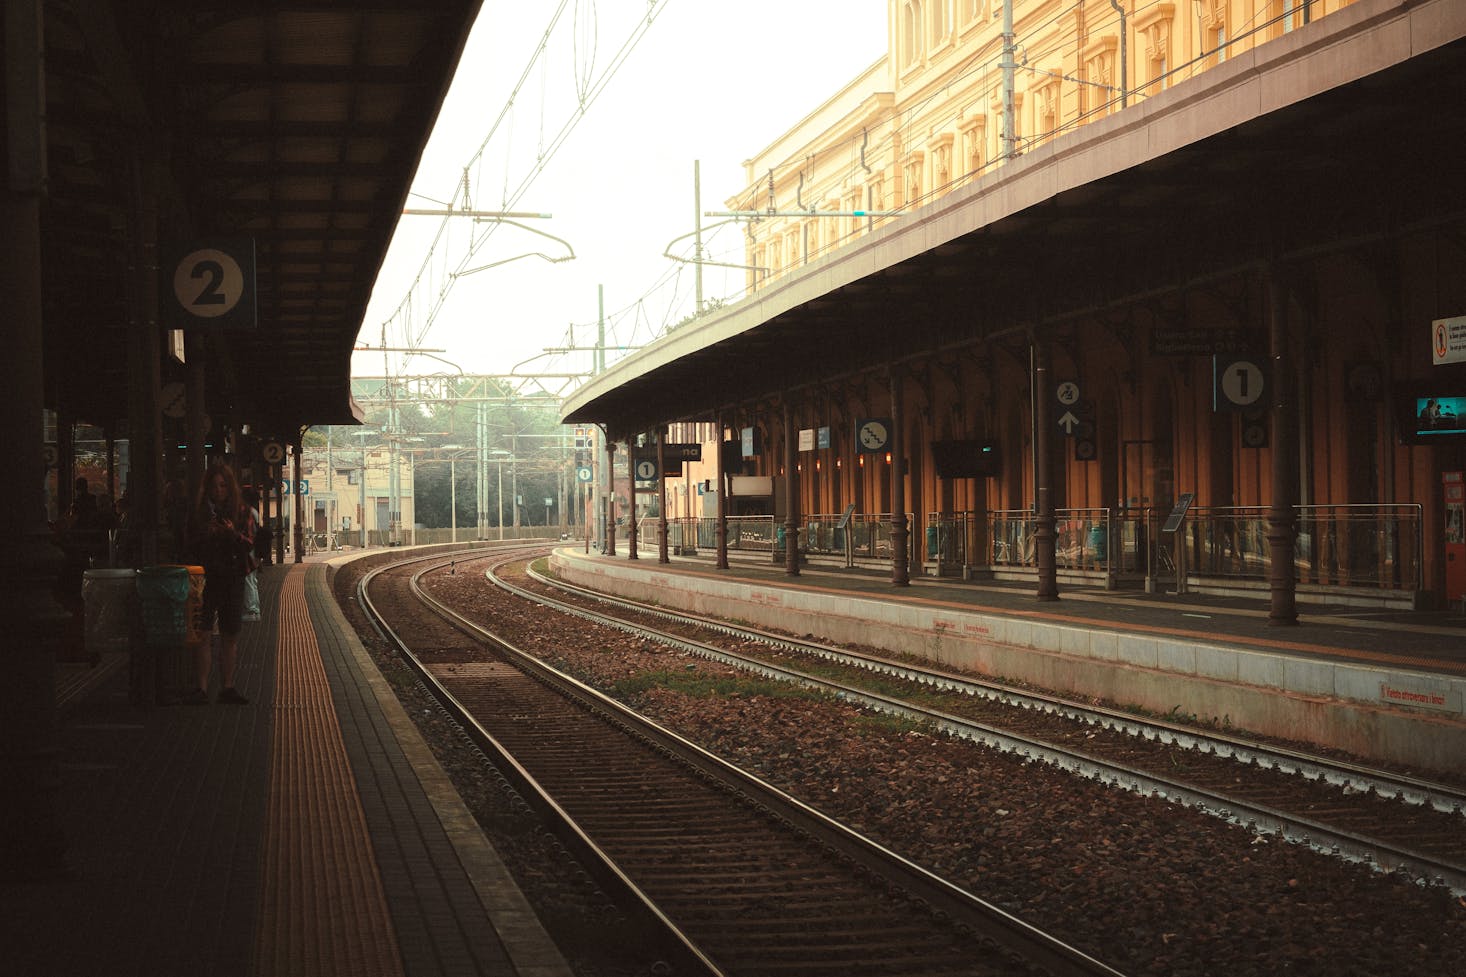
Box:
1446 471 1465 604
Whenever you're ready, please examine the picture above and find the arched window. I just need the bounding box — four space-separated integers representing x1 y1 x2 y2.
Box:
1198 0 1228 65
930 0 949 46
1134 3 1175 96
928 133 954 192
901 1 924 70
1279 0 1301 35
1081 38 1118 119
1035 80 1061 144
903 152 924 207
961 116 986 176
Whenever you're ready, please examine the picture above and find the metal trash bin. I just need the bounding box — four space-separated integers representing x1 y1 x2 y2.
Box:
166 564 207 647
134 566 199 704
82 568 137 657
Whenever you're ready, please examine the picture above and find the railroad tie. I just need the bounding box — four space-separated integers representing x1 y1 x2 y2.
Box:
255 566 404 977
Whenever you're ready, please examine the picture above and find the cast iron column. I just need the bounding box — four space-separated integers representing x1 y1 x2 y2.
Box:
293 437 305 563
1033 338 1059 600
715 412 729 569
604 440 617 556
1266 266 1300 625
184 330 207 536
127 145 164 568
273 466 286 563
627 437 639 560
0 0 68 877
0 225 66 877
657 432 669 564
784 402 800 577
890 371 909 586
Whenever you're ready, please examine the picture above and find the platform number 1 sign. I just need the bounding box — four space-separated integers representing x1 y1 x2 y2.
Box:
164 238 257 330
1213 356 1267 412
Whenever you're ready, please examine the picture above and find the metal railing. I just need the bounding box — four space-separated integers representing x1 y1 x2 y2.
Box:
968 503 1421 594
641 514 917 565
328 526 568 549
803 512 913 563
1168 504 1422 592
623 503 1424 597
985 508 1123 576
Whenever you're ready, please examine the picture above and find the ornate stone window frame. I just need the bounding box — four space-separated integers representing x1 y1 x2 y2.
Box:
959 114 987 177
1081 36 1119 119
902 150 926 208
1133 3 1176 93
927 132 955 194
900 0 925 73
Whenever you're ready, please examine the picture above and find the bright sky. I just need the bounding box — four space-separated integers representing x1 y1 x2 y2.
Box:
352 0 888 390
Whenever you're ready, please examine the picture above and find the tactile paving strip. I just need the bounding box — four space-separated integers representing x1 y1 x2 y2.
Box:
254 567 404 977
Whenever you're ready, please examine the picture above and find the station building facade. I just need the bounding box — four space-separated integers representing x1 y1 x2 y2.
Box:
572 0 1466 614
735 0 1359 286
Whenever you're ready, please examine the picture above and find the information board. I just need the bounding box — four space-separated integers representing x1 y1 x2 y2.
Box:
1162 493 1194 533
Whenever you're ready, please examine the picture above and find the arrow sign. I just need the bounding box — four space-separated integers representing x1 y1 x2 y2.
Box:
1058 411 1080 435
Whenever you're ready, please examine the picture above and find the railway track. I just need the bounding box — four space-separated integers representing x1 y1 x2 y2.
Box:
359 549 1126 977
504 558 1466 895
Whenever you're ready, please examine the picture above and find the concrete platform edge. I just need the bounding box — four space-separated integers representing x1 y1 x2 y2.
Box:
309 565 576 977
551 550 1466 776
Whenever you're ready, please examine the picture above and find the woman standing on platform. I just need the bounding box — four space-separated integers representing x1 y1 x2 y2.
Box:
185 461 258 705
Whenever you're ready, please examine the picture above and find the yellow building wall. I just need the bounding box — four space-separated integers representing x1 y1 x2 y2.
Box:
734 1 1360 290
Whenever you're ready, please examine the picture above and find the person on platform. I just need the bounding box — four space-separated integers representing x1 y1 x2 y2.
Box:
185 461 258 705
64 476 101 531
242 485 273 566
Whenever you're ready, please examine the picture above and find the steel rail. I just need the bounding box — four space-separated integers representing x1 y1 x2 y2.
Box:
514 561 1466 895
356 550 724 977
366 550 1130 977
529 564 1465 811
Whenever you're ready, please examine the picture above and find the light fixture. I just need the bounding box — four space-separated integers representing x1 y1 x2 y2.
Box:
885 451 892 464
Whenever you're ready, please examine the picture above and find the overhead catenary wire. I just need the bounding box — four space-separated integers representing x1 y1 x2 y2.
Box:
387 1 1286 387
383 1 673 374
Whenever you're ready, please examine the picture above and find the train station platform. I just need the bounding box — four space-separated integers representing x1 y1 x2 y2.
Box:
3 557 574 977
549 545 1466 777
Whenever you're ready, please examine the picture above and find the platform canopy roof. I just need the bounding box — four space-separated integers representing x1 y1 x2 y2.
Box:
562 8 1466 437
36 0 485 437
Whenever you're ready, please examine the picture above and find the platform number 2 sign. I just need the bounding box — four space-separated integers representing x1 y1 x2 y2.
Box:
164 239 257 330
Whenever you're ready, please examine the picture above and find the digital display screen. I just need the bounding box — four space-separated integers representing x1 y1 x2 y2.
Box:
929 439 1000 478
1414 397 1466 436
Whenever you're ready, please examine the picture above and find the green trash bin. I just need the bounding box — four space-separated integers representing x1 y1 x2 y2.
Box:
137 566 189 642
135 566 192 704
